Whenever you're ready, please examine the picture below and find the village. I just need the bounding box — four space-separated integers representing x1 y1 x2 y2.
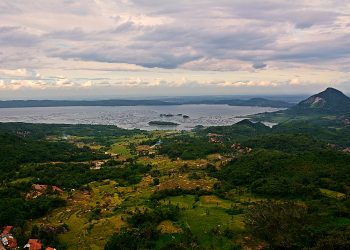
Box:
1 183 66 250
1 225 56 250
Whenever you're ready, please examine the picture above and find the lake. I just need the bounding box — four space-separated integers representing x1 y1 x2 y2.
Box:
0 105 281 130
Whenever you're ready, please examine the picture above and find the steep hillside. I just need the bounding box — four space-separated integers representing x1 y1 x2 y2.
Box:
289 87 350 114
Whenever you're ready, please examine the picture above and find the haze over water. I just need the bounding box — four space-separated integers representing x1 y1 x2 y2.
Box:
0 105 281 130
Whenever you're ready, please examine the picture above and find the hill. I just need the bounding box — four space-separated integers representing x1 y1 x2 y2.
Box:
183 97 292 108
251 87 350 123
288 87 350 115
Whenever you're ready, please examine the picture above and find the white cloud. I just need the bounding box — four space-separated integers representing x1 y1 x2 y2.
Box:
0 68 39 78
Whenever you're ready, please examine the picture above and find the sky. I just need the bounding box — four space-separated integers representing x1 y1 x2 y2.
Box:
0 0 350 99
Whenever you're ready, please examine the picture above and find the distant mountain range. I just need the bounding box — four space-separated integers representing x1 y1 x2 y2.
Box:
1 88 348 111
0 99 174 108
181 97 293 108
0 97 292 108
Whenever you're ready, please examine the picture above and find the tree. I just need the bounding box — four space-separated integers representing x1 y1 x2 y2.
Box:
245 201 312 249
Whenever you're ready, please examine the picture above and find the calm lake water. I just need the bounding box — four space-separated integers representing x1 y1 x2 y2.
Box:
0 105 281 130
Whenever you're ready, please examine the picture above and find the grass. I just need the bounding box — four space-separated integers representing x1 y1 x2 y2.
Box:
158 174 216 191
182 199 244 249
157 220 183 234
109 143 131 158
21 130 247 249
161 194 245 249
10 177 33 184
320 188 346 200
200 195 234 209
162 195 196 209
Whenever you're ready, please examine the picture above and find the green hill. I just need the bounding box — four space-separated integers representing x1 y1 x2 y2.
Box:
289 87 350 115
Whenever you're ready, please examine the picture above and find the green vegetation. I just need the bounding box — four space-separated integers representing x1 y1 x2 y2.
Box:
1 89 350 249
159 134 225 160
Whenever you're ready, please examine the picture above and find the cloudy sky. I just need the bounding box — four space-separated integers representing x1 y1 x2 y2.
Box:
1 0 350 99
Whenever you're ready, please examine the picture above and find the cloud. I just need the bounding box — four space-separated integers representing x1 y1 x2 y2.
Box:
0 26 40 47
0 76 308 90
0 68 40 78
2 0 349 69
252 62 267 70
1 0 350 97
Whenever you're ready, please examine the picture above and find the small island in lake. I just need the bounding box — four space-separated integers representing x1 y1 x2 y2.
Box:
183 115 190 118
160 113 174 117
148 121 179 126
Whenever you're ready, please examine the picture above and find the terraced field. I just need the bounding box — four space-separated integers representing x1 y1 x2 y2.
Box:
22 130 255 249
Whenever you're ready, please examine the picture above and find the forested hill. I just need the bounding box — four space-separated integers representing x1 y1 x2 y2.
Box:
251 87 350 123
288 87 350 115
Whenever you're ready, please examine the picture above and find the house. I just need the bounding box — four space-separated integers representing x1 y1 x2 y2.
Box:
343 147 350 153
231 143 241 150
46 247 56 250
52 186 64 193
149 139 163 149
16 130 31 137
32 184 64 194
207 133 223 137
0 226 17 249
208 133 224 143
90 161 104 170
24 239 42 250
0 235 17 249
231 143 252 154
2 227 13 236
26 184 64 200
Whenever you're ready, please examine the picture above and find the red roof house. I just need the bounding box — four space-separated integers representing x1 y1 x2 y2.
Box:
52 186 64 193
1 226 13 235
0 226 17 249
24 239 42 250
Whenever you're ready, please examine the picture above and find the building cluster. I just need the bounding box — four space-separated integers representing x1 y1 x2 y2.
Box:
1 226 17 250
23 239 56 250
207 133 224 143
90 160 105 170
1 226 57 250
343 147 350 153
26 184 64 200
15 131 31 137
231 143 252 154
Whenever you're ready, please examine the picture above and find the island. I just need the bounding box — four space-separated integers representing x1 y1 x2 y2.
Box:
160 114 174 117
148 121 179 126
